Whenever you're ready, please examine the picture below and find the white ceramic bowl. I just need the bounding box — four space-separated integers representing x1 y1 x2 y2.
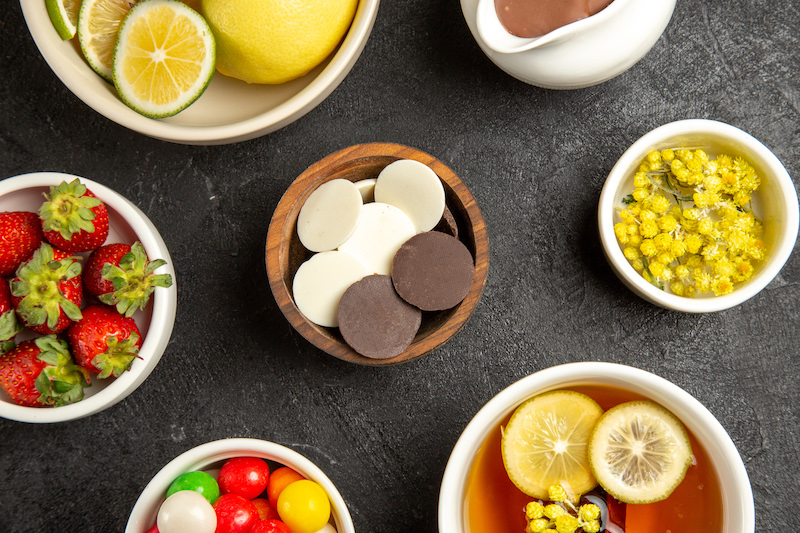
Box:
20 0 380 145
126 438 355 533
0 172 177 423
461 0 676 89
598 119 799 313
438 362 755 533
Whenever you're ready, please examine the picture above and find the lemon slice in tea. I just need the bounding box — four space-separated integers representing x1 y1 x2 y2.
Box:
112 0 215 118
46 0 81 40
588 400 692 504
78 0 139 81
501 390 604 500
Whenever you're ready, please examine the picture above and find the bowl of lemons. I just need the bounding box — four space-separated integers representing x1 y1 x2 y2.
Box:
21 0 380 145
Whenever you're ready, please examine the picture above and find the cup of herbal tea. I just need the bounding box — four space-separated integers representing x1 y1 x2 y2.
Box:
438 362 754 533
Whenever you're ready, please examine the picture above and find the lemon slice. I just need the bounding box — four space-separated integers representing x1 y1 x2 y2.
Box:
112 0 215 118
46 0 81 40
501 390 604 500
588 401 692 504
78 0 139 81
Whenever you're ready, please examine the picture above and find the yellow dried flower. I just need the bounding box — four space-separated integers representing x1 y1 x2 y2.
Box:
639 239 657 257
578 505 600 522
554 515 579 533
648 261 665 278
528 518 549 533
548 485 569 503
639 220 658 238
713 277 735 296
670 240 687 258
526 502 545 520
651 195 670 214
582 520 601 533
544 504 568 520
658 214 678 232
671 280 686 296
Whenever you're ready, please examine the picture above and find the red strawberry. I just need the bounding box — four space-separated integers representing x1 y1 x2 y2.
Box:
83 241 173 317
67 304 143 378
39 179 109 252
0 211 44 277
0 336 90 407
0 281 22 354
10 243 83 335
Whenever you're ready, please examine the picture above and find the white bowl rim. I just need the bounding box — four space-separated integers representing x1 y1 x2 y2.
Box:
125 437 356 533
19 0 381 145
0 172 177 423
598 118 800 313
437 361 755 533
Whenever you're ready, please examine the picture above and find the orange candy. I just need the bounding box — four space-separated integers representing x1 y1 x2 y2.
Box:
267 467 306 508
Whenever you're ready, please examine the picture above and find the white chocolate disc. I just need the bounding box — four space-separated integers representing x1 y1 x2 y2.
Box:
157 490 217 533
297 179 363 252
354 178 377 203
293 250 369 328
338 202 416 276
374 159 445 233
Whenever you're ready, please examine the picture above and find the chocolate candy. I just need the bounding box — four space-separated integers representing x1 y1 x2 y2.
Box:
374 159 445 233
434 204 459 238
338 202 416 276
293 250 369 328
337 275 422 359
297 178 362 252
391 232 474 312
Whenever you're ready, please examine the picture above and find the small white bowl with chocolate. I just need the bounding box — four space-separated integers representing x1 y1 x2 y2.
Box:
461 0 676 89
266 143 489 366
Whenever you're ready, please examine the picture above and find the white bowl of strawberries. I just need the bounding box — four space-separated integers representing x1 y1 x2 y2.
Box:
0 172 177 423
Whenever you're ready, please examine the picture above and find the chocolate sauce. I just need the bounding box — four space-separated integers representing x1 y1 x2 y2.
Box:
494 0 615 38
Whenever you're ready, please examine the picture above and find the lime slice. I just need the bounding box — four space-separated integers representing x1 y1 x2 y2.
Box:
78 0 139 81
112 0 215 118
588 401 692 504
501 390 604 500
46 0 81 40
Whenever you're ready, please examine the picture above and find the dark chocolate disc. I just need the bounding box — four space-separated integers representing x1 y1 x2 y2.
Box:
338 274 422 360
434 204 458 238
391 232 474 311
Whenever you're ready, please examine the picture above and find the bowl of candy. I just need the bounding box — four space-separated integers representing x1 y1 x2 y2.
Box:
126 438 355 533
266 143 490 366
598 119 799 313
438 362 755 533
0 172 176 423
20 0 379 144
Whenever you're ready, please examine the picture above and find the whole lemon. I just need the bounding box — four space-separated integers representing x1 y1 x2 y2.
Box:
200 0 358 84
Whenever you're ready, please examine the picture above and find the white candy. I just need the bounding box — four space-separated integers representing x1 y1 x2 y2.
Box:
374 159 445 233
293 251 369 327
157 490 216 533
354 178 377 203
297 179 363 252
338 202 416 276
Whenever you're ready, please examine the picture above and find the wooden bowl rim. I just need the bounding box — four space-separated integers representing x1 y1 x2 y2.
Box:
265 142 489 365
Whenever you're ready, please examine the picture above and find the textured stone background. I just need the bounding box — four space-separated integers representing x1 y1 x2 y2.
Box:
1 1 798 532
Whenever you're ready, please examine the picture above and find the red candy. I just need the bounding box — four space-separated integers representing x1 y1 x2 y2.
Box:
250 519 293 533
219 457 271 500
213 493 260 533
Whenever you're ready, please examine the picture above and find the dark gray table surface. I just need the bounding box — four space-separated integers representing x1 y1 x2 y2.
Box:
1 1 798 532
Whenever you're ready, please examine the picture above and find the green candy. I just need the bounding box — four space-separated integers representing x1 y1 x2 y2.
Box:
166 471 220 505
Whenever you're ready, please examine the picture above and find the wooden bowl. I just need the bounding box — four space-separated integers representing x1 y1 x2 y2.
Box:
266 143 489 365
